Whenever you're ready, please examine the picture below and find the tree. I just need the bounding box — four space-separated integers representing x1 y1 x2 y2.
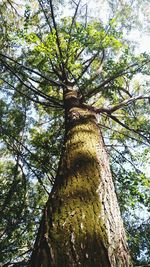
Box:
0 0 150 266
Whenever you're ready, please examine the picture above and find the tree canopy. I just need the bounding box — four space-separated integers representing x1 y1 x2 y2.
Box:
0 0 150 266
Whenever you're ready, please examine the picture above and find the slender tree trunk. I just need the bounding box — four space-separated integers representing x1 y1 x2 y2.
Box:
30 88 132 267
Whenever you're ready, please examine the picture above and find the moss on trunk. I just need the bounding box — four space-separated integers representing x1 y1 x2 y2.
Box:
30 92 132 267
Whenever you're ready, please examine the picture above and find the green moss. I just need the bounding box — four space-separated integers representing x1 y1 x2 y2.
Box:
44 108 117 266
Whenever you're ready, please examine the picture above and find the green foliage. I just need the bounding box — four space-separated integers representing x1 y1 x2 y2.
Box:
23 17 123 80
0 0 149 265
0 159 40 263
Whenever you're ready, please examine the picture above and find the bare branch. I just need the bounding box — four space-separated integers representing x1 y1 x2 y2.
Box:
85 60 148 98
108 114 149 144
107 95 150 113
111 146 141 172
84 3 88 28
65 0 81 64
37 0 52 32
48 0 66 77
0 52 64 87
83 50 105 85
76 51 100 82
6 0 20 16
93 95 150 114
1 77 60 108
1 126 54 187
74 47 85 61
3 260 29 267
117 86 132 98
94 95 149 114
1 59 63 107
99 122 147 146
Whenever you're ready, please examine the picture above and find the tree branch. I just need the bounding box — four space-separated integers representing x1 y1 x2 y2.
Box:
82 50 105 85
1 59 63 107
0 52 64 87
99 121 148 146
48 0 66 77
76 51 100 82
65 0 81 65
1 77 61 108
37 0 52 32
85 60 148 98
0 125 56 184
94 95 149 114
108 95 149 113
2 136 51 193
108 114 149 144
111 146 141 173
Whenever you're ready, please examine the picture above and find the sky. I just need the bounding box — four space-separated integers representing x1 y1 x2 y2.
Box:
60 0 150 56
4 0 149 53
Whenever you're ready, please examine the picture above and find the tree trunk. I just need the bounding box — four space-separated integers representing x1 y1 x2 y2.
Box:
30 88 132 267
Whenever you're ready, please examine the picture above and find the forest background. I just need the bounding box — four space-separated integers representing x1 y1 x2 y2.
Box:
0 0 150 266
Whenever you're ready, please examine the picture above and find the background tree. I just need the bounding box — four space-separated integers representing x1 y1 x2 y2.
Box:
0 0 149 266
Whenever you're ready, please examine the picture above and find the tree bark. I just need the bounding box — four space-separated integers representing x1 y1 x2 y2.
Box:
30 88 132 267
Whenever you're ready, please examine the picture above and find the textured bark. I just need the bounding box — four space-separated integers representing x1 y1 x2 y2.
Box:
30 88 132 267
